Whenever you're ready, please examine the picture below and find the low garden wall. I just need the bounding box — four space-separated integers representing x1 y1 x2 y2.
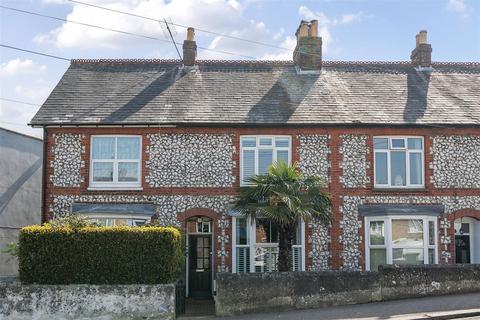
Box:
0 281 176 319
215 265 480 316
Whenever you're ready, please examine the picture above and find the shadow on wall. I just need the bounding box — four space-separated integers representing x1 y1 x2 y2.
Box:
403 70 431 122
102 67 182 123
246 68 320 123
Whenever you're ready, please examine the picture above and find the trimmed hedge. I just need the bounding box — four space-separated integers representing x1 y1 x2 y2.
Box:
18 225 183 284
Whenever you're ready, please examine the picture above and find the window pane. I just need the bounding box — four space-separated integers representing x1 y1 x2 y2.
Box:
118 162 138 182
374 138 388 150
370 248 386 271
92 137 115 159
241 137 256 148
117 137 140 159
275 137 289 148
92 162 113 182
276 150 289 165
408 138 423 150
428 248 435 264
258 149 273 174
256 219 279 243
392 219 423 247
429 221 435 245
391 138 405 148
370 221 385 245
409 153 423 185
375 152 388 185
255 246 278 272
393 248 424 265
391 151 406 186
259 138 272 146
242 150 255 183
236 218 248 245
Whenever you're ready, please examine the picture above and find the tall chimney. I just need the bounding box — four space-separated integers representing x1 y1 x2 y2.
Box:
183 27 197 66
293 20 322 71
410 30 432 68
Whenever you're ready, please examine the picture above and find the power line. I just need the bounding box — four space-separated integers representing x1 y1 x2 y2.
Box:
0 97 42 107
0 44 70 61
0 5 256 59
67 0 293 53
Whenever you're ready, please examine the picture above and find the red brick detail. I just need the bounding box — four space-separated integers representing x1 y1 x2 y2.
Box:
448 209 480 221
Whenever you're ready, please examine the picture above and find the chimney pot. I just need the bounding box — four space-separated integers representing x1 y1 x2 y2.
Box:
187 27 195 41
293 20 322 71
410 30 432 68
183 27 197 66
418 30 427 44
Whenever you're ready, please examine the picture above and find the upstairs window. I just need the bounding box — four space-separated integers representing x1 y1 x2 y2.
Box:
90 136 141 189
374 137 424 188
240 136 291 185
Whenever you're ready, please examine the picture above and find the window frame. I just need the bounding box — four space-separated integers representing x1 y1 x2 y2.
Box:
373 136 425 189
232 216 305 273
365 215 438 271
89 135 142 190
240 135 292 186
83 213 152 226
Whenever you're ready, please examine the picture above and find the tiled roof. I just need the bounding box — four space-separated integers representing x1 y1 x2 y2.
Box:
30 59 480 126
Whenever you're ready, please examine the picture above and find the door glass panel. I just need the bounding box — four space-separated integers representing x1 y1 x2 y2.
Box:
393 248 424 265
391 151 406 186
409 153 422 185
370 221 385 245
370 248 387 271
392 219 423 247
375 152 388 185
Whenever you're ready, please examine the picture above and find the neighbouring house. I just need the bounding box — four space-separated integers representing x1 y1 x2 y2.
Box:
30 21 480 298
0 127 42 275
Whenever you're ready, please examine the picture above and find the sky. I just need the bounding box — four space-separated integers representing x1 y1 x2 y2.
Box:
0 0 479 139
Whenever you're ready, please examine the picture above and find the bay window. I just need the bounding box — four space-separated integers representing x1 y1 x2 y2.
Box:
232 217 305 273
373 137 424 188
90 135 141 189
240 136 291 185
365 216 437 271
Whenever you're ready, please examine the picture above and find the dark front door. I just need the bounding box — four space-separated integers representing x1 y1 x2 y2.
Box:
455 235 471 264
188 235 212 298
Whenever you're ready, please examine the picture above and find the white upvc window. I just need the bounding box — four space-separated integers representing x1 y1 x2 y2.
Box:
232 216 305 273
240 136 291 185
373 136 424 188
86 214 150 226
365 215 438 271
90 135 142 189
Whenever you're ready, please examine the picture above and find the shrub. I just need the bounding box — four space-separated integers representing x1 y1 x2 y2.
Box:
18 225 183 285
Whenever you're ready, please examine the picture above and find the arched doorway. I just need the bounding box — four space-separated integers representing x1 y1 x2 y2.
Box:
186 216 213 298
454 217 479 264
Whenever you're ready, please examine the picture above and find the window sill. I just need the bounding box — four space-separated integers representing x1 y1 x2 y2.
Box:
372 188 428 193
87 186 143 191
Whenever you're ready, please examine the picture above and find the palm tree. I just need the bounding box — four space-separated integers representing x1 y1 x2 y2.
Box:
234 161 332 272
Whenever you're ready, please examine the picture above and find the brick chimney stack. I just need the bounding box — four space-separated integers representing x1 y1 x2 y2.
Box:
410 30 432 68
183 27 197 66
293 20 322 71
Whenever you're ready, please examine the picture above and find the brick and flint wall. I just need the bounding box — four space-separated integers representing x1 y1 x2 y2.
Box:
43 126 480 272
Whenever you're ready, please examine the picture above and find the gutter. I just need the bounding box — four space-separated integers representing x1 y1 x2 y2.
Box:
40 128 48 224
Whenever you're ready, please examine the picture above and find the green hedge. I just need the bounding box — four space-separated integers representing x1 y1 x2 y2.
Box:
18 225 183 284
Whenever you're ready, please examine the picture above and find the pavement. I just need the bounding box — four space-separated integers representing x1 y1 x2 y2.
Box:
179 292 480 320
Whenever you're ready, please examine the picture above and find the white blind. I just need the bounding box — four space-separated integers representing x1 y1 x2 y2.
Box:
242 150 255 183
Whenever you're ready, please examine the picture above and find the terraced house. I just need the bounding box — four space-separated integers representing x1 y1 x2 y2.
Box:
30 21 480 298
